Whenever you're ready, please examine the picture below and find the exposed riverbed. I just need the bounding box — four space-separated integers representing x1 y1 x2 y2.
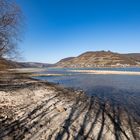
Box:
34 68 140 123
0 76 139 140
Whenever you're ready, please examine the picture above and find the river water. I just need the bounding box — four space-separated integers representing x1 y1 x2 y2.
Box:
34 67 140 118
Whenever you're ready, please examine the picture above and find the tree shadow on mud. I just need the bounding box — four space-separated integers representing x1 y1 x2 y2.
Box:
0 91 61 140
54 86 140 140
0 86 140 140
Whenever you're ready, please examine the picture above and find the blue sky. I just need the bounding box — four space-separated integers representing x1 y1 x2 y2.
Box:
16 0 140 63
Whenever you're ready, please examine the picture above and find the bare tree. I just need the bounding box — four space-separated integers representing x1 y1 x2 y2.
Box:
0 0 23 59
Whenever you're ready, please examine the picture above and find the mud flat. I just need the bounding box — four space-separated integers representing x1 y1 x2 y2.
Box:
69 70 140 75
0 74 140 140
8 68 65 77
9 68 47 73
31 73 64 77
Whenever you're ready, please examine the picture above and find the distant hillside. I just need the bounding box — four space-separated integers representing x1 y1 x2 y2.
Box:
57 57 75 63
123 53 140 62
1 51 140 70
0 58 54 70
56 51 140 68
0 58 21 70
18 62 54 68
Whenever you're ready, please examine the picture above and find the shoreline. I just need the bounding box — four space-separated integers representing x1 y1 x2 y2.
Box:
7 68 140 77
8 68 47 73
0 73 140 139
69 69 140 75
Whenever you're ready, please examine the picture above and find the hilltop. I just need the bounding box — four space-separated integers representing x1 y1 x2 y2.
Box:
56 51 140 68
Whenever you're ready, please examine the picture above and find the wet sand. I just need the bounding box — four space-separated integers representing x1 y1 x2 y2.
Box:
69 70 140 75
0 72 140 140
9 68 47 73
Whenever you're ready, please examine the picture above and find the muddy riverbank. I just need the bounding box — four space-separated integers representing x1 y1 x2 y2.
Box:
0 72 140 140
